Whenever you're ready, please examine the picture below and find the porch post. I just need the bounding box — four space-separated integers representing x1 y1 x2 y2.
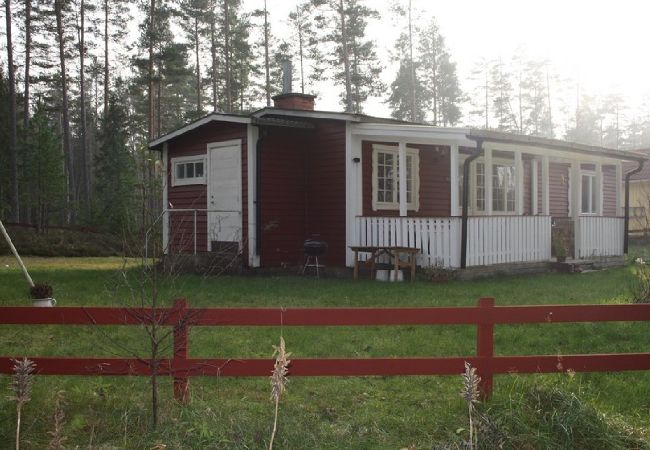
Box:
398 141 407 217
615 163 623 215
541 155 550 215
595 162 603 216
450 144 459 216
571 161 581 258
531 159 539 215
514 150 524 215
484 146 493 215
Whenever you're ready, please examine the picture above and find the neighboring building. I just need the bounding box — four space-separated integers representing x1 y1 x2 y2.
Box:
624 148 650 234
148 93 646 270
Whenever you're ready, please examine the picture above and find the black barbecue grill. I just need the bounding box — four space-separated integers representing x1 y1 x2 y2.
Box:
302 237 328 277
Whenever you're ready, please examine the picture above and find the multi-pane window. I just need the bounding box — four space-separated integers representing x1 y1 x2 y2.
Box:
581 173 597 214
372 145 419 211
172 157 206 186
492 164 515 213
475 163 485 211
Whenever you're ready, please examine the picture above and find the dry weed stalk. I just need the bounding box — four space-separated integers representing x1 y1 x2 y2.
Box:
461 361 481 450
269 337 291 450
9 358 36 450
47 391 66 450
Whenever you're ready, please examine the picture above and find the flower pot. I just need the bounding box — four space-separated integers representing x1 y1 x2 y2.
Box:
32 297 56 307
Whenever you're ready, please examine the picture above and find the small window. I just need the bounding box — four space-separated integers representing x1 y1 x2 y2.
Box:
371 144 420 211
581 173 597 214
172 157 206 186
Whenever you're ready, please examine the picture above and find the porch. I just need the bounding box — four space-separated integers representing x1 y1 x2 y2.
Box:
352 215 624 268
346 125 635 269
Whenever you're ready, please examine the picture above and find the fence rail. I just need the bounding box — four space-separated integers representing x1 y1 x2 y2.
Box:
577 216 625 258
3 299 650 402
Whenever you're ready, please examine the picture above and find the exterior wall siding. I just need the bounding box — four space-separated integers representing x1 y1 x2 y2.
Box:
166 122 247 256
549 162 570 217
602 165 618 216
260 120 347 268
362 141 451 217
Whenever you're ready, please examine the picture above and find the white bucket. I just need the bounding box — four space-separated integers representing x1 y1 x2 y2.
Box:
32 298 56 307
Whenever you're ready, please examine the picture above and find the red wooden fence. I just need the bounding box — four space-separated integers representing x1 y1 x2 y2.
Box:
2 298 650 403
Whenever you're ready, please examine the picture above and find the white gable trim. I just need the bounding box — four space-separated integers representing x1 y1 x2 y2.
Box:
148 113 250 148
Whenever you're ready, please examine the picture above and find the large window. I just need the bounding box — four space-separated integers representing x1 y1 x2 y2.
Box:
492 164 515 213
581 173 597 214
172 156 206 186
372 145 420 211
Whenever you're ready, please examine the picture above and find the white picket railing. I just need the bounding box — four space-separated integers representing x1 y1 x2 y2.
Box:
353 216 462 267
576 216 624 258
466 216 552 266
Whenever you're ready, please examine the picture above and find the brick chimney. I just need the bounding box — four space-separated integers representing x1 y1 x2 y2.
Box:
272 93 317 111
271 60 316 111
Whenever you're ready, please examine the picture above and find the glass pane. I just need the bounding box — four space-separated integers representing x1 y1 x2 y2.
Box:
195 162 204 177
581 175 590 213
186 163 194 178
176 164 185 179
591 177 597 213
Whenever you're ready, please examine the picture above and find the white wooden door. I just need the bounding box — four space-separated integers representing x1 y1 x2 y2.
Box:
207 141 242 249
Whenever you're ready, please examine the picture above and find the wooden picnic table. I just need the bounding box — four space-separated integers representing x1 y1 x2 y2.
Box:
349 245 419 282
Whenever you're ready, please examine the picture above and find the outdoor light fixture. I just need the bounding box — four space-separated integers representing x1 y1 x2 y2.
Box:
352 157 361 163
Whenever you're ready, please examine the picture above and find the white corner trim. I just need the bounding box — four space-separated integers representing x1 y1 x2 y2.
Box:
162 143 169 255
148 114 250 148
246 126 260 267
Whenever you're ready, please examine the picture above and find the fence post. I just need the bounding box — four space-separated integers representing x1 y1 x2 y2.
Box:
476 297 495 399
172 298 190 404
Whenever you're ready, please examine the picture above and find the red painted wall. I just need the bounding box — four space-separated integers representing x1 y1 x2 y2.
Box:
549 162 570 217
361 141 451 217
259 120 347 268
166 122 247 255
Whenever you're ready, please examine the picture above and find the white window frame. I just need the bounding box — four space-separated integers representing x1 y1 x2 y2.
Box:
580 171 597 215
171 155 207 187
371 144 420 211
491 162 516 214
471 157 516 215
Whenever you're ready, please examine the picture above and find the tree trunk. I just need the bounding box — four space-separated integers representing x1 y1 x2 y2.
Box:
224 0 231 112
79 0 90 212
338 0 352 112
210 1 218 110
148 0 156 140
55 0 75 223
23 0 32 127
407 0 416 122
5 0 19 221
104 0 109 116
264 0 270 105
194 16 201 114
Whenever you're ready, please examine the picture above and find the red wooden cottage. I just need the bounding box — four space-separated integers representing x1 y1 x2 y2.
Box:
148 93 646 271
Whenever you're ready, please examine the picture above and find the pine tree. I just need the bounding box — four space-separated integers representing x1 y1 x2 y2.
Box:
5 0 20 220
490 57 518 132
18 102 66 230
179 0 210 118
288 1 322 94
312 0 384 113
94 88 136 231
418 17 462 126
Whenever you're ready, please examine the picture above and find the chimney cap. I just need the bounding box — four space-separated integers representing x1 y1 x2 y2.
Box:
272 93 317 101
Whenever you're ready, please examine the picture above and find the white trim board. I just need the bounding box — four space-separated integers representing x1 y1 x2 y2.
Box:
149 114 250 148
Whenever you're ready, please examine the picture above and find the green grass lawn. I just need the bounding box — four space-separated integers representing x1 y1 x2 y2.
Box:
1 256 649 449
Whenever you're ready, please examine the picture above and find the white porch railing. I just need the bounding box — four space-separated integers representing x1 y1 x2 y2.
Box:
576 216 624 258
466 216 551 266
354 216 461 267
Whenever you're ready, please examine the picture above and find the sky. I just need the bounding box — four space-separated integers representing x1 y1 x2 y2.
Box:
247 0 650 122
